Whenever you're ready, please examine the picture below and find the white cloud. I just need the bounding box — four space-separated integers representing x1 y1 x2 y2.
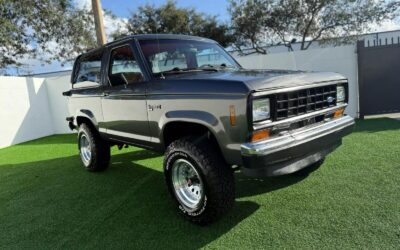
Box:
74 0 128 41
75 0 128 41
103 11 129 40
73 0 91 10
369 18 400 32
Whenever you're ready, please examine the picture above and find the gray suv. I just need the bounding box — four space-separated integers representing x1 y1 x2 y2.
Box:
63 34 354 225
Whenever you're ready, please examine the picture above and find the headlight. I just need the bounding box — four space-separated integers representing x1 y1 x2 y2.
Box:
337 85 346 103
253 98 270 122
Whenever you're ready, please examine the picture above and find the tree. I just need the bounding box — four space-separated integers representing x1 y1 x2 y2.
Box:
0 0 96 69
229 0 400 54
229 0 272 54
114 0 234 47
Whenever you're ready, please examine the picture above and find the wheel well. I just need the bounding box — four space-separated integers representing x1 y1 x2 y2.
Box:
163 122 215 147
76 116 96 131
163 121 228 165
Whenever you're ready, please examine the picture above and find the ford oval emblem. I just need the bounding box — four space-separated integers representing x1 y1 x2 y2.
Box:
327 96 335 103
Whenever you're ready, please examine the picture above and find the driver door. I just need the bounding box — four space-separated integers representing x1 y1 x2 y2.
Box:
101 44 151 147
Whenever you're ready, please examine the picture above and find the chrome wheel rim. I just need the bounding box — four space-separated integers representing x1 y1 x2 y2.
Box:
171 159 204 210
79 134 91 166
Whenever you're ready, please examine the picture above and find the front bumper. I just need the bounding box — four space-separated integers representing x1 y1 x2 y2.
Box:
240 115 355 177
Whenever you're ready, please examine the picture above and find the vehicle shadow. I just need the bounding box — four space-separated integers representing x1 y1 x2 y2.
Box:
235 172 306 199
0 150 260 250
16 133 77 146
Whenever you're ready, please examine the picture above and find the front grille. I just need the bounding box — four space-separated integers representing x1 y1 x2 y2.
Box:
274 85 337 121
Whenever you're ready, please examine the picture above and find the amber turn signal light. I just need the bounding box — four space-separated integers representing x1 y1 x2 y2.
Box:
333 108 345 118
229 105 236 126
251 129 270 142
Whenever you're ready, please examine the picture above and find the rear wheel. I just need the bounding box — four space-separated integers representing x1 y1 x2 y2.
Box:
78 123 110 171
164 136 235 225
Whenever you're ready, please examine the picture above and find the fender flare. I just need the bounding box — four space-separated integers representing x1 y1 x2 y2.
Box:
159 110 222 145
74 109 99 129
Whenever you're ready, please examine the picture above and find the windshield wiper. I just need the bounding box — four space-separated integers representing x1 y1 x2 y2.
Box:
161 67 218 75
197 63 236 70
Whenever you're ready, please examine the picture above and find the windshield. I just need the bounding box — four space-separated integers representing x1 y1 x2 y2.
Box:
138 39 240 75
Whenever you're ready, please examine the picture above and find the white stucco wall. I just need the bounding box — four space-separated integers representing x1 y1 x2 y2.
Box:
0 76 55 148
43 71 73 134
234 45 359 118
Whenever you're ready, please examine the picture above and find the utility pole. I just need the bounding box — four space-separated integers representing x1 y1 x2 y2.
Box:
91 0 107 46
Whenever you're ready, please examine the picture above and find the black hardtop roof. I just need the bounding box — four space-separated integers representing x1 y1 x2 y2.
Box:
83 34 217 55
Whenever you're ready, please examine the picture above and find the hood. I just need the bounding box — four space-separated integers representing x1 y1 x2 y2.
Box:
164 69 347 92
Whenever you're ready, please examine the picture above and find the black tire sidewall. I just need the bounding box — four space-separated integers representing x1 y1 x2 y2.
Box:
165 150 209 218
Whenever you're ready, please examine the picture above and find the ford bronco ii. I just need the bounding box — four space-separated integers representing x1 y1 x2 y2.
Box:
63 34 355 225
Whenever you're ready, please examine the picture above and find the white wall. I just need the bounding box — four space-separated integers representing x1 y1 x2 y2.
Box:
234 45 359 118
43 71 73 134
0 76 55 148
0 74 73 148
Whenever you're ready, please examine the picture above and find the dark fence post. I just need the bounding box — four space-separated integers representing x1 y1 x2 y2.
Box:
357 40 365 119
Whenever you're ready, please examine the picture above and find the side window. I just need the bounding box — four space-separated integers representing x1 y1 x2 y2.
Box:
75 50 103 84
108 45 144 86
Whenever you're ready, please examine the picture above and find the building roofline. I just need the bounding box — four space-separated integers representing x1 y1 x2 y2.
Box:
25 69 72 77
227 28 400 53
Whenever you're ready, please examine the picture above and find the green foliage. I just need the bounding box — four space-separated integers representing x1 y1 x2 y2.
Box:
115 0 234 47
229 0 400 54
0 0 96 69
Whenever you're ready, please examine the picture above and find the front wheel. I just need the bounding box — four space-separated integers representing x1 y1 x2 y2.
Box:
164 137 235 225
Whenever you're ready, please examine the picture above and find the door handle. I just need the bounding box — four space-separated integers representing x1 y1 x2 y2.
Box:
102 91 110 97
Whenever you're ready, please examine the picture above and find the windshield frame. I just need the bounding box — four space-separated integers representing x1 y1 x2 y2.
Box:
136 38 242 77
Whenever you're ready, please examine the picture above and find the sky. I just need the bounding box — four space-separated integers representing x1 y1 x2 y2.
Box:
7 0 400 75
101 0 230 21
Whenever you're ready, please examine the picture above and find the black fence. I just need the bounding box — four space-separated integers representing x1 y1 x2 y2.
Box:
357 38 400 118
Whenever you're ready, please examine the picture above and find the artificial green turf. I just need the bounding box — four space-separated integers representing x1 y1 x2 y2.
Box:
0 118 399 249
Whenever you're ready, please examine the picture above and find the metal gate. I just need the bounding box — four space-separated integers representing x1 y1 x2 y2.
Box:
357 40 400 118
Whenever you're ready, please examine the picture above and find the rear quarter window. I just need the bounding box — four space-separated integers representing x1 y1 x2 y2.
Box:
73 50 103 84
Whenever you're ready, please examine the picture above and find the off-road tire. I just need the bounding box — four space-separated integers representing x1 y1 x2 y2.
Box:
164 136 235 225
78 123 110 172
292 158 325 176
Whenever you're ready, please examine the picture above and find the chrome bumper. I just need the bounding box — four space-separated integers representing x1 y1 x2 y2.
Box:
240 115 355 177
241 115 355 156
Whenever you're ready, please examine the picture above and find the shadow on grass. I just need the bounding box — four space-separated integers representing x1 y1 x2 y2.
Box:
0 150 264 249
18 133 77 146
354 118 400 133
235 173 306 199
